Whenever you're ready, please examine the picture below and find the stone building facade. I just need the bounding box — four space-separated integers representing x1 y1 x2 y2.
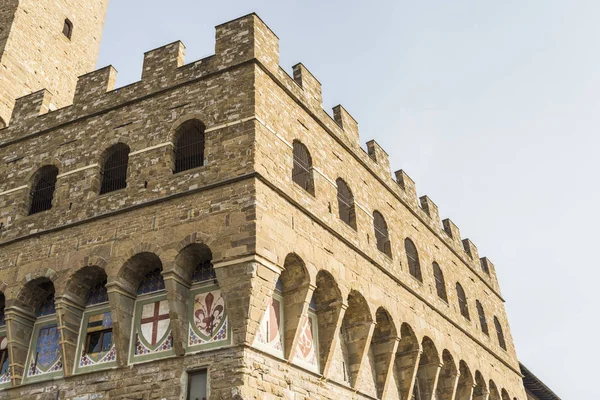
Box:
0 3 530 400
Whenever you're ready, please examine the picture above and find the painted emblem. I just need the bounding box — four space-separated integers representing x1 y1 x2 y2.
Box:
140 300 170 346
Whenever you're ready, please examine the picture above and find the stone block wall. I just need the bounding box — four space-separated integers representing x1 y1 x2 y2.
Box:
0 11 528 400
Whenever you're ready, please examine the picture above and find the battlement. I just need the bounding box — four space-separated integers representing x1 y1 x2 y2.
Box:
0 12 501 296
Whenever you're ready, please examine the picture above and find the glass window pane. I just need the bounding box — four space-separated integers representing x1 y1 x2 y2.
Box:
188 370 208 400
86 332 102 354
101 330 113 352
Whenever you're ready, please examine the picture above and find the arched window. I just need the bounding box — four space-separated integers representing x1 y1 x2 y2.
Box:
173 119 205 173
336 178 356 229
23 280 63 383
494 317 507 350
373 211 392 257
100 144 129 194
405 239 422 281
456 283 470 320
29 165 58 215
292 141 314 195
476 300 489 335
432 262 447 302
72 266 116 375
63 19 73 40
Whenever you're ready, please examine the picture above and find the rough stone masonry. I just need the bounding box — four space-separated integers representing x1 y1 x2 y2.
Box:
0 2 529 399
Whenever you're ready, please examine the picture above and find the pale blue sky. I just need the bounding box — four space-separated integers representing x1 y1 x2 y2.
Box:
99 1 597 398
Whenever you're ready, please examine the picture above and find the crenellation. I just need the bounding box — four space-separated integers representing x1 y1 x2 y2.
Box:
141 41 186 83
462 238 479 262
9 90 54 126
442 218 461 245
419 195 441 227
394 169 418 206
366 140 391 174
292 63 323 110
73 65 118 105
332 104 360 144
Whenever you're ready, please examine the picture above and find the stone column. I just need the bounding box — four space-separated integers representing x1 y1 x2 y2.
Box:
373 335 400 399
106 283 135 367
437 370 460 400
347 320 375 388
4 306 35 386
163 270 191 356
55 296 84 376
284 282 315 361
319 301 347 377
396 348 422 400
417 361 443 400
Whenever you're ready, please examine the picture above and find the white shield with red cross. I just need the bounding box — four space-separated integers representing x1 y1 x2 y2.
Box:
140 300 170 346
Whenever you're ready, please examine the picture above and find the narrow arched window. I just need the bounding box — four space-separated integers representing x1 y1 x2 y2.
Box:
174 119 205 173
292 141 314 195
100 144 129 194
476 300 489 335
432 262 447 301
405 238 422 281
63 19 73 40
494 317 507 350
373 211 392 257
456 283 470 320
29 165 59 215
336 178 356 229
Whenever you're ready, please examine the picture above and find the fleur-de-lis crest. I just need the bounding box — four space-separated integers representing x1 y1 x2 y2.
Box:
194 291 225 336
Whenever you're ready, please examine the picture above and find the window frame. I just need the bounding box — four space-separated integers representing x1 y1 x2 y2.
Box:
432 262 448 302
373 211 392 258
28 166 59 215
291 141 315 195
476 300 489 336
99 144 130 195
62 18 73 40
494 316 507 350
456 283 470 321
187 368 209 400
74 304 117 375
336 178 356 229
173 119 206 174
405 238 423 282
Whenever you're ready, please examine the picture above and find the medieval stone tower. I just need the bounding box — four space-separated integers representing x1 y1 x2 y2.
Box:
0 0 109 127
0 3 530 400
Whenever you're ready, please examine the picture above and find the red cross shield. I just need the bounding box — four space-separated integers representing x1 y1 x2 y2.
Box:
140 300 170 345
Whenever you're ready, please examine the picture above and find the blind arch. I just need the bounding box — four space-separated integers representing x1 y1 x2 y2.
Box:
29 165 59 215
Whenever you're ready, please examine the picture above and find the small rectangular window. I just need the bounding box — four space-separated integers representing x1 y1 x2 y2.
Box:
85 329 112 355
188 369 208 400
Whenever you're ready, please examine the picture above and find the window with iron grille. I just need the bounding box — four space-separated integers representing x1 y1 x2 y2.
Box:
29 166 58 215
63 19 73 40
336 178 356 229
100 144 129 194
292 141 314 195
373 211 392 257
494 317 507 350
432 262 447 302
187 369 208 400
405 238 422 281
476 300 489 335
456 283 470 320
174 120 205 173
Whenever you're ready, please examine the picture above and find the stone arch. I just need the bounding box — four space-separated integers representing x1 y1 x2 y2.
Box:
24 158 63 185
489 380 501 400
171 242 213 284
501 388 511 400
313 270 344 376
473 370 489 400
437 349 459 400
370 307 398 399
393 322 421 400
121 242 164 268
62 265 108 307
279 253 311 360
337 290 373 388
456 360 475 400
414 336 441 400
59 265 109 376
7 277 58 385
113 251 163 295
169 112 209 143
